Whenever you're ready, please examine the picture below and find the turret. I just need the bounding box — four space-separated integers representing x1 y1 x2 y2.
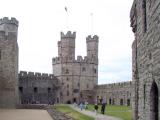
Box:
58 31 76 61
86 35 99 63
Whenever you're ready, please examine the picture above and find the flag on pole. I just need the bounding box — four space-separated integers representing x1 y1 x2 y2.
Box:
65 6 67 12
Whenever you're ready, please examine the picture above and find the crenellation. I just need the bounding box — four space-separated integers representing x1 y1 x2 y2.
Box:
61 31 76 39
19 71 55 80
86 35 99 42
0 17 19 26
95 81 132 106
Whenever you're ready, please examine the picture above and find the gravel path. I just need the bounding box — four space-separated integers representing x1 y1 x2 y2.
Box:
69 105 122 120
0 109 53 120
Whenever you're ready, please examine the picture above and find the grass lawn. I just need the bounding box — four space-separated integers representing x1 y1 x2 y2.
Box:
87 105 132 120
54 104 95 120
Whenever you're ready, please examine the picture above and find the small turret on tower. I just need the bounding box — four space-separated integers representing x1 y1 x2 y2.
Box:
86 35 99 64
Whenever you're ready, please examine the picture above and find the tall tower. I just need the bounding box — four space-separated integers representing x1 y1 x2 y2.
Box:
86 35 99 86
86 35 99 64
58 31 76 61
0 17 19 108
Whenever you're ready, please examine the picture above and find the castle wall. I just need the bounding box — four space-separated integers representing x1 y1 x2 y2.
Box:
0 17 19 108
95 81 132 106
18 71 58 104
131 0 160 119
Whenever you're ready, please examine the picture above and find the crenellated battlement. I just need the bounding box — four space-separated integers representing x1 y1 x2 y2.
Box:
52 57 61 64
19 71 54 79
52 55 98 64
97 81 132 89
0 17 19 26
86 35 99 42
61 31 76 39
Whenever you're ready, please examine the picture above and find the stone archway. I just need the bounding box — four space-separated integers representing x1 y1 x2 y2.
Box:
150 81 159 120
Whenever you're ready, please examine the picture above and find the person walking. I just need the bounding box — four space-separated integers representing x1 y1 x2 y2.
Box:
79 102 83 111
94 103 99 115
101 97 106 114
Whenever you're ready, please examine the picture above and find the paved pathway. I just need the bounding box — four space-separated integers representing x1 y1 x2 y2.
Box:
0 109 53 120
69 105 122 120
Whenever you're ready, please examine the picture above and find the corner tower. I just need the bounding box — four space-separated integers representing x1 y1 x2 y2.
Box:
0 17 19 108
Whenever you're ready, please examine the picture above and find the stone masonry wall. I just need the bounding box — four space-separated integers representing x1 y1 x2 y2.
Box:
131 0 160 119
19 71 58 104
95 81 132 106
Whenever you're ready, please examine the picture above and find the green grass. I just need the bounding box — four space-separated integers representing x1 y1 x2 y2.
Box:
54 104 95 120
87 105 132 120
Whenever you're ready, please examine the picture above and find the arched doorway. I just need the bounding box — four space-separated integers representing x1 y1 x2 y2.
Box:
150 81 159 120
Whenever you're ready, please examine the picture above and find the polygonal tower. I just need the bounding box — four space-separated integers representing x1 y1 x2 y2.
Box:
0 17 19 108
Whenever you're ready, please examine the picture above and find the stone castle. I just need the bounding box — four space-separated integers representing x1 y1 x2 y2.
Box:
0 17 131 108
130 0 160 119
52 31 99 103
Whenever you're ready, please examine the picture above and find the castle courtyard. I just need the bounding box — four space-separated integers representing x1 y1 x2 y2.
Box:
0 109 53 120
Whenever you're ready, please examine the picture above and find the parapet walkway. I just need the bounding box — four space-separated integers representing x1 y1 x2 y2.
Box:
69 105 122 120
0 109 53 120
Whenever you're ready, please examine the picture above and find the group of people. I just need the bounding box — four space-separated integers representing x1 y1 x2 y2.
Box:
74 101 88 111
94 97 106 115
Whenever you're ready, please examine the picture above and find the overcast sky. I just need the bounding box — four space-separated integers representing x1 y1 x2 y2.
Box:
0 0 134 84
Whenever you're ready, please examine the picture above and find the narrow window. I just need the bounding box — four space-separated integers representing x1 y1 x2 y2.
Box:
66 77 69 81
144 84 146 109
77 83 80 87
48 87 51 93
67 91 69 96
66 69 69 74
19 87 23 93
87 84 89 88
82 67 86 72
34 87 38 93
67 84 69 88
142 0 147 32
0 50 1 60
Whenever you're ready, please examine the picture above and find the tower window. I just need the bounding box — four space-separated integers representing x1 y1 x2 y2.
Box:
0 50 1 60
48 87 51 93
142 0 147 33
19 87 23 93
66 69 69 74
94 69 97 73
82 67 86 72
66 77 69 81
67 84 69 88
67 91 69 96
77 83 80 87
34 87 38 93
87 84 89 88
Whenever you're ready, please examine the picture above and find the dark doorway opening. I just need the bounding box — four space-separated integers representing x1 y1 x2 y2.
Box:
127 99 130 106
73 98 77 103
120 99 123 105
150 81 158 120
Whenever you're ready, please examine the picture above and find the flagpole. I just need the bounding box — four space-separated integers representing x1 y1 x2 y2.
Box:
90 13 94 36
65 6 69 31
